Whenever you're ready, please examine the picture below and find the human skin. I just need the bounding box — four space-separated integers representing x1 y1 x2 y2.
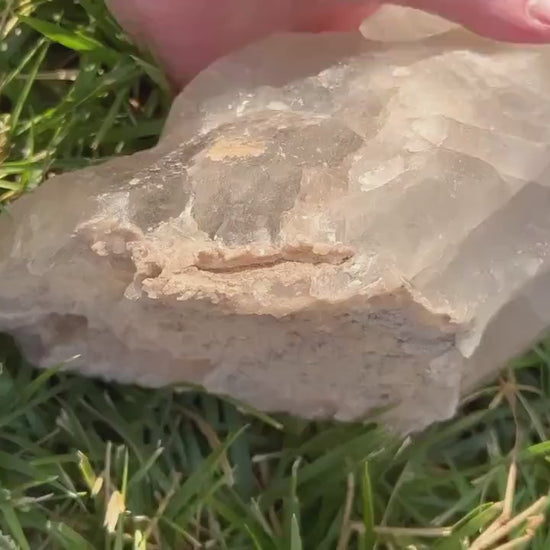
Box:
106 0 550 89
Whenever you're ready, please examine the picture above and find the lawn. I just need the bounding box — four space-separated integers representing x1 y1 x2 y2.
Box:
1 1 550 548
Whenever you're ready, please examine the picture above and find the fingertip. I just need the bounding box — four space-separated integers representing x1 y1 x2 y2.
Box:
527 0 550 26
394 0 550 43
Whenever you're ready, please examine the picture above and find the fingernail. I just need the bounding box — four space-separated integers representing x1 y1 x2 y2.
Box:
528 0 550 25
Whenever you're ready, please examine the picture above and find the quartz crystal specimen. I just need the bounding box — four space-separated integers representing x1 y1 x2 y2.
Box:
2 8 550 431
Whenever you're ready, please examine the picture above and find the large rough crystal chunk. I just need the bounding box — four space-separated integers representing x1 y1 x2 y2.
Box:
2 8 550 431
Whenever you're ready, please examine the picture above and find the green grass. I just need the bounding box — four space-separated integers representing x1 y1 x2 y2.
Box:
2 1 550 548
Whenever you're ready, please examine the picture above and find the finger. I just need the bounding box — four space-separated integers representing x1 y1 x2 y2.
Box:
394 0 550 43
105 0 378 88
107 0 550 90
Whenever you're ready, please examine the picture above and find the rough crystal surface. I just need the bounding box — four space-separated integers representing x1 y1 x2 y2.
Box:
2 8 550 431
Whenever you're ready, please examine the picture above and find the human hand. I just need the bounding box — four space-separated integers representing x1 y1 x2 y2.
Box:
106 0 550 89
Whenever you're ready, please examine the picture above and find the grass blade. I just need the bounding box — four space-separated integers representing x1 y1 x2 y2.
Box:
19 16 118 64
0 505 30 550
361 461 376 550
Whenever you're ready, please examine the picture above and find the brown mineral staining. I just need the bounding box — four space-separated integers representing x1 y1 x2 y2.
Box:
193 242 354 271
205 138 266 161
